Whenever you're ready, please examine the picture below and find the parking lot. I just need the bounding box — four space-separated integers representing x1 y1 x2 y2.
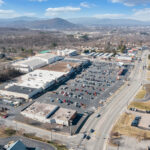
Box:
37 61 130 113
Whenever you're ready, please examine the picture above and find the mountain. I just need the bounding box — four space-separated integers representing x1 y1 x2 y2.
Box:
0 16 150 30
68 17 150 26
28 18 80 30
0 17 82 30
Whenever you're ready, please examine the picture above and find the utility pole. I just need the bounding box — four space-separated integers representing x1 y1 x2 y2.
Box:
117 143 120 150
51 130 52 141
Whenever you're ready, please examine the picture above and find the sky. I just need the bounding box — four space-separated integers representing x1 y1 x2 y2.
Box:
0 0 150 21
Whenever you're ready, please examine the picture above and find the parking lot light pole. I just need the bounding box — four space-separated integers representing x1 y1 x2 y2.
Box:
51 130 52 141
117 143 120 150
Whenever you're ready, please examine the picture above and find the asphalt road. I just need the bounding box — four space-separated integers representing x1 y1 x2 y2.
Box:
72 50 148 150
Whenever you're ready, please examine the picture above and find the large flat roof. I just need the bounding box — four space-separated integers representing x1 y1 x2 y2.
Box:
17 70 65 89
35 53 58 60
22 102 58 117
40 61 80 72
52 107 77 122
6 85 37 94
12 57 46 68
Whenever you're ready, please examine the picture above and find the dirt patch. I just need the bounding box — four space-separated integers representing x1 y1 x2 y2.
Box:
110 112 150 144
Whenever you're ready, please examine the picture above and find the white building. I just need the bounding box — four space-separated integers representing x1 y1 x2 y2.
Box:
18 69 66 90
12 57 47 73
57 49 77 56
35 53 63 64
12 54 63 73
0 70 66 99
21 102 59 123
116 56 133 62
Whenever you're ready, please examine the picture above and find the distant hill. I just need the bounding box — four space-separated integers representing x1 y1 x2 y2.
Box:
0 17 150 30
0 17 82 30
68 17 150 26
28 18 80 30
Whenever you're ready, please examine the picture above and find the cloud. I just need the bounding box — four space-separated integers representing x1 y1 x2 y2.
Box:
111 0 150 6
0 9 37 18
94 13 125 19
80 2 90 8
0 0 4 6
45 6 81 16
93 8 150 21
0 9 18 18
131 8 150 21
80 2 96 8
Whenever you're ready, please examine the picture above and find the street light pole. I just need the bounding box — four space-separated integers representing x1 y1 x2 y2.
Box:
51 130 52 141
117 143 120 150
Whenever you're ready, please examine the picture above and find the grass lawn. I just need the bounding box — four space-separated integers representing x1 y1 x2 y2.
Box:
135 88 146 99
0 128 16 138
128 100 150 111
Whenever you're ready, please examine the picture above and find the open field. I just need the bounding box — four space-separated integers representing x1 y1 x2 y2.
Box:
128 100 150 111
0 128 16 138
146 70 150 81
134 84 150 100
110 112 150 145
135 88 146 99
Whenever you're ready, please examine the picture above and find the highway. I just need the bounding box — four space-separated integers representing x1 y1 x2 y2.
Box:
73 50 148 150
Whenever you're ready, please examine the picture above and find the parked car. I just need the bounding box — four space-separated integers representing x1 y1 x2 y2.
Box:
135 116 141 121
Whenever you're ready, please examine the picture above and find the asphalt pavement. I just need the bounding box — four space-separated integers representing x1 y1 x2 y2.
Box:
72 50 148 150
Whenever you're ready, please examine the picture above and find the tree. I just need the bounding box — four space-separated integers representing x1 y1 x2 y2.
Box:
83 50 89 53
27 49 33 55
120 45 126 53
81 34 89 41
51 42 57 48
